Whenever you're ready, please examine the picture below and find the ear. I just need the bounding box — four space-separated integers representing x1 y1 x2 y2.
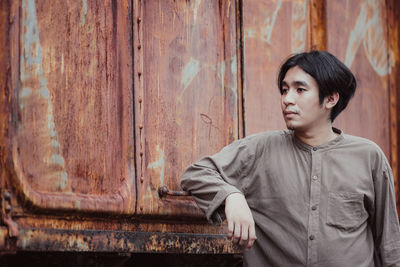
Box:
325 92 339 110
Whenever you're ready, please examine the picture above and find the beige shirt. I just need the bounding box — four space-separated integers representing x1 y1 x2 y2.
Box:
181 129 400 267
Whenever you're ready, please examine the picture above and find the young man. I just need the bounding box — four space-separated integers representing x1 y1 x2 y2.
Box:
181 51 400 266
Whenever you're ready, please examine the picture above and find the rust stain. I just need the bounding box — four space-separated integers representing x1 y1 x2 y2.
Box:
8 228 241 254
20 0 69 192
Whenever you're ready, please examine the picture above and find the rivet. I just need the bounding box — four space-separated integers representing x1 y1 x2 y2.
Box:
140 152 143 156
139 124 143 129
138 97 142 103
138 72 142 77
140 206 143 211
140 177 144 183
137 17 142 24
138 45 141 50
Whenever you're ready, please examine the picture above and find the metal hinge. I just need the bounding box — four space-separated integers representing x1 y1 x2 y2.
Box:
2 190 18 238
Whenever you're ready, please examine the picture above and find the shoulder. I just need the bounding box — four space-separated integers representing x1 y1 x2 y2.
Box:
240 130 291 147
342 134 390 170
227 130 291 157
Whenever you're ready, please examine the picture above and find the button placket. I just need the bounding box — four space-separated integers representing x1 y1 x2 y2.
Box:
307 150 322 266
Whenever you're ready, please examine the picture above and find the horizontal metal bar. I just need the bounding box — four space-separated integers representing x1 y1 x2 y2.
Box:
0 228 242 254
158 186 190 197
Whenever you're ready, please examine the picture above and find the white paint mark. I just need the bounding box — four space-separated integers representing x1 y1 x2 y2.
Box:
362 0 393 75
60 172 68 190
246 28 256 39
260 0 282 44
193 0 201 24
230 55 238 103
20 0 70 191
345 0 393 76
216 60 226 96
51 140 60 148
179 57 200 100
231 55 237 75
52 154 65 166
345 2 370 68
81 0 87 27
40 88 50 98
291 0 307 53
147 145 165 186
19 87 32 98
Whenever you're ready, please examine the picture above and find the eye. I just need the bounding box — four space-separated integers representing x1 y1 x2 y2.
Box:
297 88 306 93
280 88 288 95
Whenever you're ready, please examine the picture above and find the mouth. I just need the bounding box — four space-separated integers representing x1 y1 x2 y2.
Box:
283 110 299 118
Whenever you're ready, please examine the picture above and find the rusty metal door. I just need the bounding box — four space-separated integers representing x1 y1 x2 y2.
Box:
0 0 399 255
5 0 135 214
133 0 241 217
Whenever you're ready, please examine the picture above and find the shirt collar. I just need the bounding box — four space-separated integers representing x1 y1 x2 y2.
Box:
291 127 344 152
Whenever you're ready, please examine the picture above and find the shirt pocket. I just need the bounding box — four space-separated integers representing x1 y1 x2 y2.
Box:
326 191 369 231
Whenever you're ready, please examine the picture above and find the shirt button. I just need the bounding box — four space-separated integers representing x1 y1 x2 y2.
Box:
311 205 317 211
312 147 317 151
309 235 315 240
312 175 318 181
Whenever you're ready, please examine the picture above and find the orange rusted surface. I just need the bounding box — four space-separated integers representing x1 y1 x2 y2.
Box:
8 0 135 214
0 0 399 255
327 0 392 157
387 0 400 212
242 0 309 135
135 0 239 217
308 0 326 51
2 228 240 254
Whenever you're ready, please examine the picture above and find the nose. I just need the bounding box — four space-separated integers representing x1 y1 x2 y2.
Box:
282 89 296 106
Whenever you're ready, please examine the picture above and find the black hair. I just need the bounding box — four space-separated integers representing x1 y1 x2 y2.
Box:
277 50 357 122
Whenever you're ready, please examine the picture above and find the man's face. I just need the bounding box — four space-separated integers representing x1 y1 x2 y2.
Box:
280 66 331 132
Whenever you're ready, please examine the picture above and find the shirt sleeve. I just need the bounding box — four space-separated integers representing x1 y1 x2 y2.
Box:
373 162 400 266
180 136 260 225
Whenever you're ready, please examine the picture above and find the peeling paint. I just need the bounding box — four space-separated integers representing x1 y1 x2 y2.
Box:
216 60 226 96
291 0 307 53
20 0 69 191
179 57 200 100
345 0 393 76
81 0 87 27
193 0 201 24
147 145 165 186
246 28 256 38
51 154 65 166
260 0 282 45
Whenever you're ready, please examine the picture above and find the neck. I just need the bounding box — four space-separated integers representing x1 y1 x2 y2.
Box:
294 125 338 147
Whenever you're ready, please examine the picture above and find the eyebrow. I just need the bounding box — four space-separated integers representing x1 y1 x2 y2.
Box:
282 80 309 87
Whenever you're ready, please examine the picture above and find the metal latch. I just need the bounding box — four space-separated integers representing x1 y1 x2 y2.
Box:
158 186 190 198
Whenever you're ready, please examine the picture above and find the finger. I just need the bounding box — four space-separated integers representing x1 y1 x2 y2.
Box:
246 224 257 250
239 224 248 246
227 219 234 238
233 222 241 242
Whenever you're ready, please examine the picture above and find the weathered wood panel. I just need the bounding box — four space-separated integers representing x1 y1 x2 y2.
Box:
135 0 239 217
243 0 309 135
10 0 135 213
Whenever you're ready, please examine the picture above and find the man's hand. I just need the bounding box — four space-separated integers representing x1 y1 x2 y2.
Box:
225 192 257 250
